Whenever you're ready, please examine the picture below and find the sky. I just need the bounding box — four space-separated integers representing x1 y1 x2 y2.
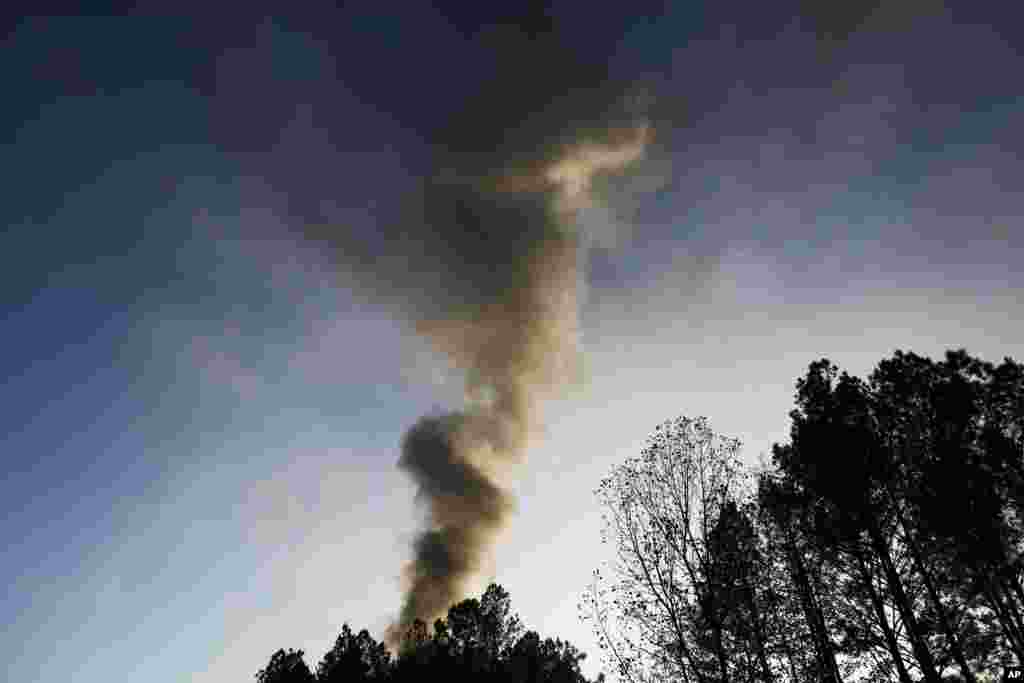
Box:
2 4 1023 682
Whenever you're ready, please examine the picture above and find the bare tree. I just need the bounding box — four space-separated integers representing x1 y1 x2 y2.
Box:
582 416 762 682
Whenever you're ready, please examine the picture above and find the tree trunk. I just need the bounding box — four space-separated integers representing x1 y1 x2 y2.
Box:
777 624 801 683
743 580 774 683
674 612 708 683
784 528 841 682
868 523 942 682
701 591 730 683
1008 569 1024 613
896 509 978 683
985 581 1024 662
858 550 914 683
995 576 1024 660
1002 576 1024 640
712 619 730 683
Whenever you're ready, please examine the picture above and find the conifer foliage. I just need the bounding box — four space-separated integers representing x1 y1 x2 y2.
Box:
584 349 1023 682
255 583 601 683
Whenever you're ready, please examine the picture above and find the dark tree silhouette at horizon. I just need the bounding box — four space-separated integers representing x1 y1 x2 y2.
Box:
766 349 1023 681
255 583 602 683
256 348 1021 682
586 348 1022 682
256 649 315 683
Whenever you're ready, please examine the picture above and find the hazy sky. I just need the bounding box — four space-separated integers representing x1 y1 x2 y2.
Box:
3 5 1023 682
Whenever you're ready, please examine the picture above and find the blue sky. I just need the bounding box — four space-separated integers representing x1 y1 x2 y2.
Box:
3 6 1023 682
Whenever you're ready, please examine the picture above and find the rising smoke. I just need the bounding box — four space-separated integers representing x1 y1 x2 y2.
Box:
307 11 653 648
385 124 648 646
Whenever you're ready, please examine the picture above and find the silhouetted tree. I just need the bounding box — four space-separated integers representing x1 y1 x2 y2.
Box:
582 349 1021 682
768 349 1023 681
869 350 1024 676
505 630 593 683
582 416 775 682
255 649 315 683
317 582 601 683
705 499 775 681
757 471 843 682
391 618 438 681
781 360 945 681
433 583 524 677
454 584 523 664
317 624 392 681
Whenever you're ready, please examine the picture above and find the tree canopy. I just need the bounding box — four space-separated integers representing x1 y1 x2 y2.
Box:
585 349 1023 682
255 583 602 683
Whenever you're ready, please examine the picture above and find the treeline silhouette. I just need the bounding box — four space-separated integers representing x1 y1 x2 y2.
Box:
256 349 1023 682
255 583 601 683
583 349 1023 682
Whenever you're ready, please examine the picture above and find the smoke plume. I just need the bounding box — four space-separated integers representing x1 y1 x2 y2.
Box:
303 14 651 647
385 124 647 646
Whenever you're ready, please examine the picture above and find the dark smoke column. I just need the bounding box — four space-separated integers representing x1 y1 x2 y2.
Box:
375 14 652 648
385 129 649 650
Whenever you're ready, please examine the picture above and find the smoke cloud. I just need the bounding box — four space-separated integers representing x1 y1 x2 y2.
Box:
385 125 647 645
303 13 651 647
